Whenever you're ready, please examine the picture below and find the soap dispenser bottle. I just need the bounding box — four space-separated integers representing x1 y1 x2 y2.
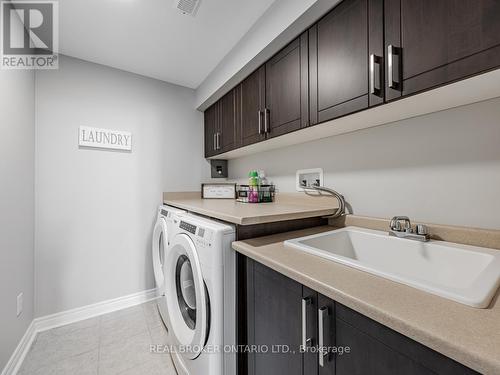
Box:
248 170 260 203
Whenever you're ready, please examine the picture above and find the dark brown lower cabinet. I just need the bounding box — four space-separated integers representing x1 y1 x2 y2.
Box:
243 257 478 375
249 261 303 375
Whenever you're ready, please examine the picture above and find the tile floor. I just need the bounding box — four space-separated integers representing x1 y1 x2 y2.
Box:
18 301 177 375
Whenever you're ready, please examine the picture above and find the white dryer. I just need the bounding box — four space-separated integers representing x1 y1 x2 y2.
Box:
163 214 236 375
152 205 187 327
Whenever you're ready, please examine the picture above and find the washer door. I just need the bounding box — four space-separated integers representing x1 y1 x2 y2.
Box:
164 233 209 360
152 217 168 296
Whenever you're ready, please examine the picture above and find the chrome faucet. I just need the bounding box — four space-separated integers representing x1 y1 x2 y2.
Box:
302 181 346 219
389 216 430 242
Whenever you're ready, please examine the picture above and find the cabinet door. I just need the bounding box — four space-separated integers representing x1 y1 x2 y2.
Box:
335 303 478 375
265 33 309 138
219 89 237 153
240 66 266 147
336 318 434 375
385 0 500 100
368 0 384 107
249 261 303 375
309 0 370 125
204 103 218 158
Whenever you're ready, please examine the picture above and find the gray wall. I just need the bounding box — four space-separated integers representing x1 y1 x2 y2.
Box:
0 69 35 369
35 56 206 317
230 97 500 230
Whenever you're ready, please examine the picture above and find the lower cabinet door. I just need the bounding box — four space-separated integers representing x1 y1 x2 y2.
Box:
243 258 478 375
250 261 303 375
336 318 435 375
335 303 479 375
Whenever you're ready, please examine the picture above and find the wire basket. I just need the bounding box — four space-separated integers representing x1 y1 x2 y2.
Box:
236 185 275 203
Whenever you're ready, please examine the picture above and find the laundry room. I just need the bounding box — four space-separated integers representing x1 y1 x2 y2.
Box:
1 1 500 375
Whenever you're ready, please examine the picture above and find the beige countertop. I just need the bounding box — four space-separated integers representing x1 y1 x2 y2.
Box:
232 226 500 374
163 192 339 225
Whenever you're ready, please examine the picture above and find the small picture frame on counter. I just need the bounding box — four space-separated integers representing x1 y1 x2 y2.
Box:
201 183 236 199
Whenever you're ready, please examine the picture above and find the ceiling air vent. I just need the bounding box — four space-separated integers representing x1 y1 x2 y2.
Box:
173 0 202 17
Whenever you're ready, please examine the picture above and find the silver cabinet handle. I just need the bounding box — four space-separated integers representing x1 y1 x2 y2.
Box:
301 298 312 348
216 132 220 150
370 54 382 97
258 110 263 134
213 133 217 151
388 45 401 90
318 306 329 367
264 108 270 133
388 45 395 89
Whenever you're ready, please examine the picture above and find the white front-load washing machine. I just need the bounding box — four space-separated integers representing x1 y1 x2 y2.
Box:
163 214 236 375
152 205 187 327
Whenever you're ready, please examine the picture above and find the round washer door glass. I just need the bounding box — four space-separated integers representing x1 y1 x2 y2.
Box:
152 217 168 295
164 233 209 359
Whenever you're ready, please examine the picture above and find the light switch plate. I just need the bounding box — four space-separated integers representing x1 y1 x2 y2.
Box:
296 168 324 191
17 293 23 317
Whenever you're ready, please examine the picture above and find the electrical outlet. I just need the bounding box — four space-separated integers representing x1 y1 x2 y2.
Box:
17 293 23 317
296 168 323 191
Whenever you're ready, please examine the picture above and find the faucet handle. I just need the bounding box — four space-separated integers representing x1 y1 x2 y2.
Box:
416 224 428 235
390 216 411 232
393 221 402 231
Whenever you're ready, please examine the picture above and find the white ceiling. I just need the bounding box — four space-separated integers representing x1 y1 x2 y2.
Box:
59 0 276 89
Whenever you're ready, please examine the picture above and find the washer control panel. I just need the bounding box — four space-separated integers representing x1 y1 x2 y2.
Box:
196 226 212 248
179 220 197 234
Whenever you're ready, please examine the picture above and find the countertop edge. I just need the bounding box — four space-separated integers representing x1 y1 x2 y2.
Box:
163 199 336 225
232 240 500 375
163 199 245 224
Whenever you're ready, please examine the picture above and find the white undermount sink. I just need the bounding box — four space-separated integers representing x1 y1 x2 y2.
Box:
284 226 500 308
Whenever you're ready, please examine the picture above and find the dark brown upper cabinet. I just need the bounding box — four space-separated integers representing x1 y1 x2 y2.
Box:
204 89 237 158
204 103 218 158
264 32 309 138
309 0 383 125
368 0 385 107
218 89 238 153
204 0 500 157
385 0 500 101
238 66 266 147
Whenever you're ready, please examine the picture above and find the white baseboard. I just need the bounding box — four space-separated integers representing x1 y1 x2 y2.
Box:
1 288 157 375
34 288 158 333
1 321 36 375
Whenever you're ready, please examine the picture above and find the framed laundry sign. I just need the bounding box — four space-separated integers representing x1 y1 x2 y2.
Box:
78 126 132 151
